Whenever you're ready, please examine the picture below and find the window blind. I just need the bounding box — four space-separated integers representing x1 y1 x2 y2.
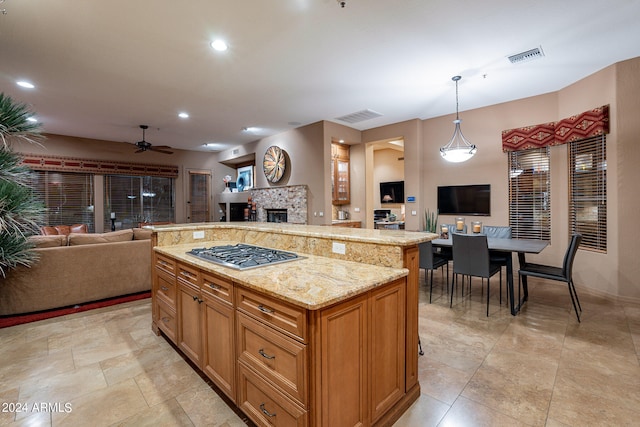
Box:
27 171 95 231
569 135 607 252
508 147 551 240
104 175 175 230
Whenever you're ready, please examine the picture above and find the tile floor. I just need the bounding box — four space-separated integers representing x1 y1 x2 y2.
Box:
1 271 639 426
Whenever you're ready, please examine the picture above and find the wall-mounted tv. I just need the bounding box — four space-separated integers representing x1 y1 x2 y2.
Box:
380 181 404 204
437 184 490 216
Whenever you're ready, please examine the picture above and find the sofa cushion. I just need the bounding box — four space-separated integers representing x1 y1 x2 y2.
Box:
68 229 134 246
41 224 88 236
28 235 68 248
133 227 153 240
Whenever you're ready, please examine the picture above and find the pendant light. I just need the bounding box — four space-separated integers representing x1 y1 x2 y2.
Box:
440 75 477 163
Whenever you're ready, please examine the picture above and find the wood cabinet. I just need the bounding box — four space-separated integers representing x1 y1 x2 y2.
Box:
152 251 416 427
331 143 350 205
153 254 177 342
172 262 236 401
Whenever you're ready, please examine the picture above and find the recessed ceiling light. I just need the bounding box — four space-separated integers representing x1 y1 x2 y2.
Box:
242 126 260 133
16 81 35 89
178 112 189 119
210 39 228 51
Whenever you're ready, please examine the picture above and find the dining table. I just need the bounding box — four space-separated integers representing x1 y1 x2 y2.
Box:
430 236 549 315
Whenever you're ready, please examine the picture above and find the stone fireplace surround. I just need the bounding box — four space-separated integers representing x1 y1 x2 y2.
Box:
250 185 308 224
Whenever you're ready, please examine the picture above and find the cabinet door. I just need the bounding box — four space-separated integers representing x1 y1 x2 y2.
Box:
178 281 202 366
369 280 406 423
202 293 236 402
319 294 368 427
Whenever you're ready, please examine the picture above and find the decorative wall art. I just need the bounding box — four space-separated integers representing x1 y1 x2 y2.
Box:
263 145 287 183
236 165 254 191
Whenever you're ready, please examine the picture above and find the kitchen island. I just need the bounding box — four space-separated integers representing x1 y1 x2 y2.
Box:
149 223 435 427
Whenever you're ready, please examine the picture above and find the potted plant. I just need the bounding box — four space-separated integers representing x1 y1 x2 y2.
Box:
0 93 45 277
424 208 438 233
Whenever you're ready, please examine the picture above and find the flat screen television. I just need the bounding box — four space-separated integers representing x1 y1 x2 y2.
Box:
380 181 404 204
437 184 490 216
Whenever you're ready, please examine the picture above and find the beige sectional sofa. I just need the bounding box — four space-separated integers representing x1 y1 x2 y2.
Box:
0 228 152 316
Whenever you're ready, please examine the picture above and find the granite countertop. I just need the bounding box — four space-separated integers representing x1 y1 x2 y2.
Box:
150 222 435 246
155 241 408 310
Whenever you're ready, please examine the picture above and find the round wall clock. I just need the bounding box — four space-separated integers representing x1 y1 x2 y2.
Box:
263 145 286 183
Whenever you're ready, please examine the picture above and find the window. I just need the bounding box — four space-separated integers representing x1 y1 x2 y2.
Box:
569 135 607 252
104 175 175 230
508 147 551 240
27 171 95 232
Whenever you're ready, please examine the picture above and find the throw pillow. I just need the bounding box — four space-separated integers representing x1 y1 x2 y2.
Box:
28 235 68 248
132 227 153 240
68 229 134 246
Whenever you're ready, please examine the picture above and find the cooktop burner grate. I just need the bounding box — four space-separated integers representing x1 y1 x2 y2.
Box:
187 243 302 270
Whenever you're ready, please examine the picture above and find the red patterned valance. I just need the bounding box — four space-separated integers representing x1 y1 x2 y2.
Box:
20 153 179 178
502 105 609 152
501 122 556 152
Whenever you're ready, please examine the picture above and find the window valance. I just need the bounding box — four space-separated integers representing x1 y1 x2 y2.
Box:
20 153 179 178
502 105 609 152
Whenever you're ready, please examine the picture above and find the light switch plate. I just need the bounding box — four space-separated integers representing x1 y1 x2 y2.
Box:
354 207 360 212
193 230 205 239
411 210 417 216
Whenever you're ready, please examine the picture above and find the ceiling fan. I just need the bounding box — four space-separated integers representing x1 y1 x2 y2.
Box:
133 125 173 154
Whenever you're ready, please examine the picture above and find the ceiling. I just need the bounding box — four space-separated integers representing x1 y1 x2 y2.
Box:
2 0 640 153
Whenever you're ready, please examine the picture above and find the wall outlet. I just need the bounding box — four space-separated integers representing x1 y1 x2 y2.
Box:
332 242 346 255
193 230 205 239
354 207 360 212
411 210 417 216
319 211 324 217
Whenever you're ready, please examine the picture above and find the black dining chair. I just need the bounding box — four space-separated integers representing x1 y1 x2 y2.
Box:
450 233 502 316
419 241 449 303
483 225 512 304
518 234 583 322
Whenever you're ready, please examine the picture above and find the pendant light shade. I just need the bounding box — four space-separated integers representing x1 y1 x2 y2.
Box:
440 76 477 163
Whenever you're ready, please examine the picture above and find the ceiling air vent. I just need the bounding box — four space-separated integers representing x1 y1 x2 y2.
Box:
508 46 545 64
335 109 383 124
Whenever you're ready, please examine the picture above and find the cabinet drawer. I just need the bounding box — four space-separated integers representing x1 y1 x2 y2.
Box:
156 269 176 307
155 253 176 276
201 272 233 305
238 363 307 427
237 312 307 406
177 262 200 287
236 287 307 342
156 297 176 343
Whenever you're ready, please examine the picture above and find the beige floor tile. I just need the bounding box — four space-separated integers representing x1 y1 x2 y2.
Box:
71 334 140 367
492 322 564 360
392 393 449 427
438 396 530 427
110 398 194 427
0 388 20 425
134 359 205 407
0 349 76 392
174 381 247 427
100 345 183 386
420 333 487 373
51 378 149 427
461 348 558 426
417 354 474 405
16 363 107 421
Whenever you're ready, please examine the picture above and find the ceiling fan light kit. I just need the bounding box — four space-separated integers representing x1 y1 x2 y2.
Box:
134 125 173 155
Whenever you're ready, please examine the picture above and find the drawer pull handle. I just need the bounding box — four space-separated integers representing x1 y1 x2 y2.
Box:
161 317 170 323
257 305 274 314
192 295 198 301
258 349 275 360
158 260 169 266
259 403 276 418
208 283 220 290
180 271 195 278
160 286 169 292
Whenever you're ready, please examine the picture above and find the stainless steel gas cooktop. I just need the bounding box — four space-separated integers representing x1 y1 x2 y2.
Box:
187 243 302 270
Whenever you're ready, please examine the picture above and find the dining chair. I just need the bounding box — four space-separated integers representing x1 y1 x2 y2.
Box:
518 234 583 322
483 225 512 304
419 241 449 303
450 233 502 316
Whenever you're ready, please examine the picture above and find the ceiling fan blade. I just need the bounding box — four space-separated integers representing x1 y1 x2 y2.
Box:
150 147 174 154
152 145 172 150
134 149 145 153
